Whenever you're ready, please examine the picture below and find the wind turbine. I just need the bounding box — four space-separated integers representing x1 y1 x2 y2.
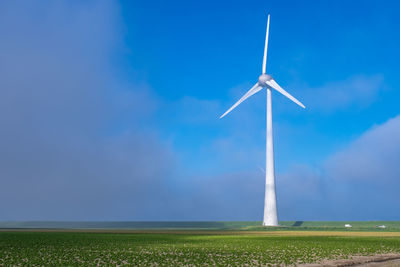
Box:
220 14 305 226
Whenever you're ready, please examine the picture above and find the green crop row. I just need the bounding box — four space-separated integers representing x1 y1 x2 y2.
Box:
1 232 400 266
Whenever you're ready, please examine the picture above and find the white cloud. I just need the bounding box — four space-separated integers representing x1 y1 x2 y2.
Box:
278 115 400 220
325 115 400 182
302 74 384 112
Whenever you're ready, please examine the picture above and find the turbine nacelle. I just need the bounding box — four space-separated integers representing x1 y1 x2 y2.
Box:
219 13 305 118
258 74 273 87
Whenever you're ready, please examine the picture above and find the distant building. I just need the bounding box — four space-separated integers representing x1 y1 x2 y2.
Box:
344 224 352 228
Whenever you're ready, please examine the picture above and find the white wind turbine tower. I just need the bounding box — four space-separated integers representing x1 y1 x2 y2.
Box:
220 14 305 226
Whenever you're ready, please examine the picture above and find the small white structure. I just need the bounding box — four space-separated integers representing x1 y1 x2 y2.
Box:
377 225 386 229
345 224 352 228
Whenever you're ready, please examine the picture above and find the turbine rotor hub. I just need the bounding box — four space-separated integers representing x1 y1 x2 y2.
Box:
258 74 273 87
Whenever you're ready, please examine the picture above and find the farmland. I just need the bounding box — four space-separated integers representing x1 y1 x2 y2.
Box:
1 229 400 266
1 220 400 231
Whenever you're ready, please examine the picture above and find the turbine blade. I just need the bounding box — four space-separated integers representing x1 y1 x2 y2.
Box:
220 83 263 118
266 79 305 108
262 14 270 74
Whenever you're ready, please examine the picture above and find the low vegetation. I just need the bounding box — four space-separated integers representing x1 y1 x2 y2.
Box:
1 221 399 231
1 231 400 266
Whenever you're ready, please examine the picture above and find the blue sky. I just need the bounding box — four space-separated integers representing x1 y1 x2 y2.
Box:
121 0 400 168
1 0 400 221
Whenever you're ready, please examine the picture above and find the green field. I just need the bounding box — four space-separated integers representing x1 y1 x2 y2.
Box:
1 231 400 266
1 221 399 231
2 222 400 265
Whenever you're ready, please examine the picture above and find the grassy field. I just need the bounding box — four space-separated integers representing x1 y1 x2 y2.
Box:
1 231 400 266
1 222 400 265
1 221 399 231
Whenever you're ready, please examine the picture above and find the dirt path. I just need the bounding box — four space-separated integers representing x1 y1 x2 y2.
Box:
358 258 400 266
297 254 400 266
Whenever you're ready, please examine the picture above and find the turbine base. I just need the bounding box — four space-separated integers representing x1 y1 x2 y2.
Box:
262 222 279 227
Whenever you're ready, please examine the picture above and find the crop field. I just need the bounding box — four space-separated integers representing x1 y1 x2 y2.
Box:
1 231 400 266
1 220 400 231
